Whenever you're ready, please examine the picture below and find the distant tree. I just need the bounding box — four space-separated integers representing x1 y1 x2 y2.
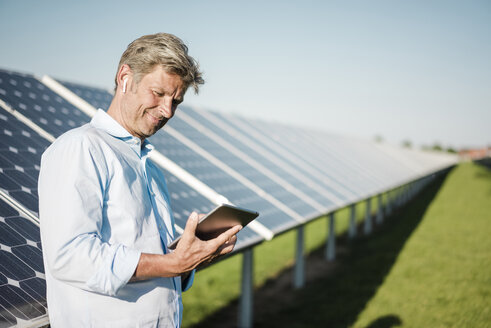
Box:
401 140 412 148
446 147 457 154
432 143 443 152
374 135 384 143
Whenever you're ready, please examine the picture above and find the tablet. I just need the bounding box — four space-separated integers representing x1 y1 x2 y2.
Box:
167 204 259 250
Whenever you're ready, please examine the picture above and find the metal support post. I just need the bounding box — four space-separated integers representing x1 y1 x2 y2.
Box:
239 249 253 328
326 212 336 261
397 187 402 207
364 197 372 235
294 226 305 289
348 203 356 239
376 193 384 224
386 191 392 216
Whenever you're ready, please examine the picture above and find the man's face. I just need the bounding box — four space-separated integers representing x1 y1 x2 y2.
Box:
119 65 185 140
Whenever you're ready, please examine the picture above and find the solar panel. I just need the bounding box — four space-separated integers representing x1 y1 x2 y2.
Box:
280 127 386 195
308 130 420 190
0 69 90 138
166 114 320 219
0 108 50 215
57 79 113 110
208 111 363 200
0 198 46 327
150 130 300 234
179 107 340 210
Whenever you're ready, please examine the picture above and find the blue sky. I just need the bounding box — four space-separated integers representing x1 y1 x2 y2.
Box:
1 0 489 149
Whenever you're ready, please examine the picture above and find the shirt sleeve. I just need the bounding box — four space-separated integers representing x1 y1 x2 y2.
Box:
39 133 141 296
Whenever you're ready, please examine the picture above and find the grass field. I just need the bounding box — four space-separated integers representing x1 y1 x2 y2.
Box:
182 162 490 327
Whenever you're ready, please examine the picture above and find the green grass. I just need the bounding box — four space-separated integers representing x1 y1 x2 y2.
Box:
182 189 382 326
352 162 491 327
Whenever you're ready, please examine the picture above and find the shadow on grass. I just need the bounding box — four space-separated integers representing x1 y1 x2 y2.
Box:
365 314 402 328
475 158 491 171
191 171 450 328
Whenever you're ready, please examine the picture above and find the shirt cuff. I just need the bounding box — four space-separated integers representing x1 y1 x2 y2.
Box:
113 246 142 289
182 270 195 292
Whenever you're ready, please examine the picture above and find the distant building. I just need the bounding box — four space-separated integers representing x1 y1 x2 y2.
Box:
458 146 491 160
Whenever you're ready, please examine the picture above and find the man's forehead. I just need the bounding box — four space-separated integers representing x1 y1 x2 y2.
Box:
143 67 185 90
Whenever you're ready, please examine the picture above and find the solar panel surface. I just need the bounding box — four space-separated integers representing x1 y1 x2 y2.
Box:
0 69 90 138
179 107 337 210
167 114 320 219
0 109 50 215
0 198 46 327
58 79 113 110
150 130 300 234
210 111 362 200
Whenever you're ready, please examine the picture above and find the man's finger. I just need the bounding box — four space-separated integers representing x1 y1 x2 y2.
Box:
216 239 236 255
213 224 242 247
182 212 199 239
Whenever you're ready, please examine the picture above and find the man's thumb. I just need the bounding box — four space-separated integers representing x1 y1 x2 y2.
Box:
183 212 199 237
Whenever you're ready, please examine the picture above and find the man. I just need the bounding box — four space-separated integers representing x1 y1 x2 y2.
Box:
39 33 241 327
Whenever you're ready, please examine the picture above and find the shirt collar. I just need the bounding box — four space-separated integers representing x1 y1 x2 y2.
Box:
91 109 154 158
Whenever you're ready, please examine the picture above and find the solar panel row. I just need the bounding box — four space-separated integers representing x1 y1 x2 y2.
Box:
0 67 457 327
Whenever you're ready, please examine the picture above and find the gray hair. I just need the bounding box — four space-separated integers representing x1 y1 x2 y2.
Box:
115 33 204 93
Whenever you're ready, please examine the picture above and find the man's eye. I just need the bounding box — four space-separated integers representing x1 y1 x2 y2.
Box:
153 91 163 97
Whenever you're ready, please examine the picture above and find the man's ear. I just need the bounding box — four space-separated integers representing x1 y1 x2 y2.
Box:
117 64 133 94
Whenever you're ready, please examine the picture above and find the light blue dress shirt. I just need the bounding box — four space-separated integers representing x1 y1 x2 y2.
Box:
39 109 193 327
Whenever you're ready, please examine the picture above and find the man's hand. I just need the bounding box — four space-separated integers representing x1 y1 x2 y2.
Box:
171 212 242 272
132 211 241 280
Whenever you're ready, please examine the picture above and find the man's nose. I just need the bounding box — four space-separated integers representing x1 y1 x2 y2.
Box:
158 97 174 118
